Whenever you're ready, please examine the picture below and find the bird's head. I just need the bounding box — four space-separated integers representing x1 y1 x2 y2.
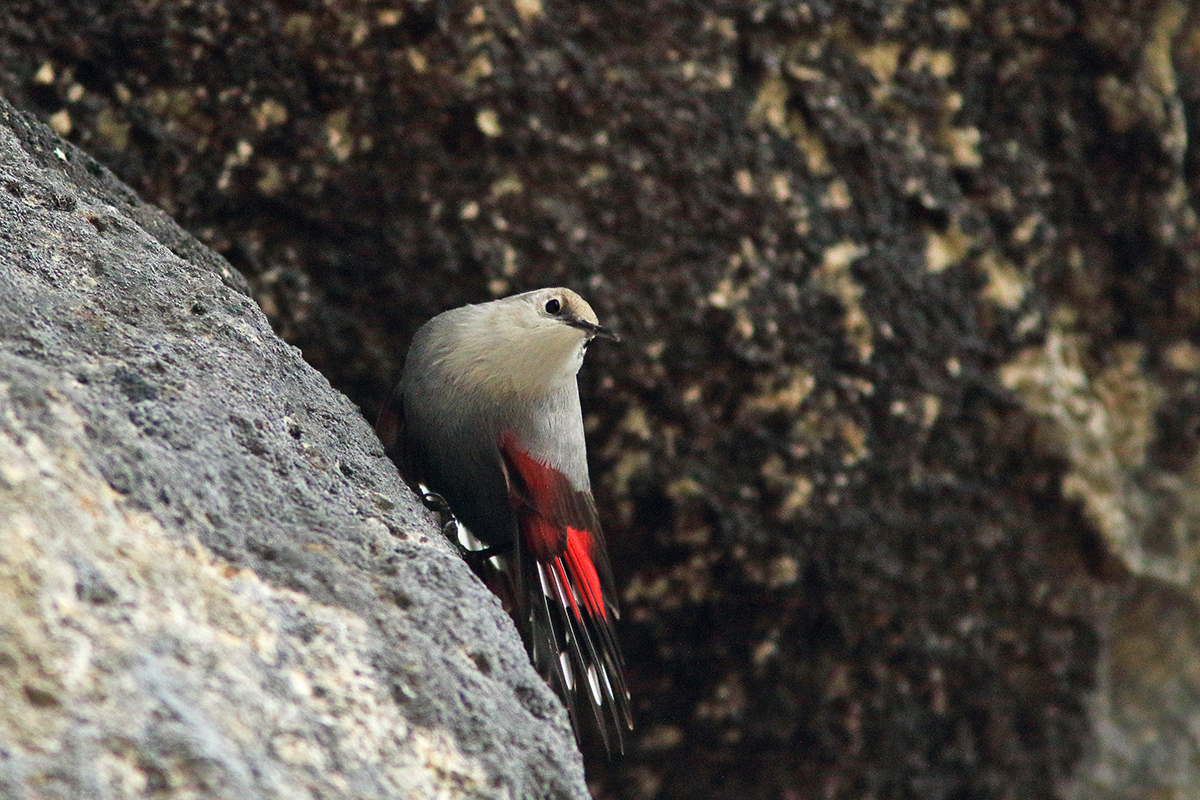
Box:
439 287 618 398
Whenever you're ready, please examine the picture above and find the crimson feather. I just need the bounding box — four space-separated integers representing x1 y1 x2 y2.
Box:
499 431 632 754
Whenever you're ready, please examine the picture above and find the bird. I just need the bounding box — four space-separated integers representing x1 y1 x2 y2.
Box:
382 287 633 754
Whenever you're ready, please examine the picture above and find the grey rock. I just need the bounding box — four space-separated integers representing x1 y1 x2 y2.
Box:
0 98 587 800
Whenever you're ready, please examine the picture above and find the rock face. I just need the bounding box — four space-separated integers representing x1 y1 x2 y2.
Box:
5 1 1200 799
0 100 588 800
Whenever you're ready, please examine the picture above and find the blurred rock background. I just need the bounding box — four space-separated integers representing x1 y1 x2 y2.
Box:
2 0 1199 797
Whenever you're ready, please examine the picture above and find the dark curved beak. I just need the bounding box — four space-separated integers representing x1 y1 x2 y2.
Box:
568 319 621 343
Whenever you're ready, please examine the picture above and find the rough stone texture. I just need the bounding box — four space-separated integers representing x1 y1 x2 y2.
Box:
3 1 1200 799
0 99 588 800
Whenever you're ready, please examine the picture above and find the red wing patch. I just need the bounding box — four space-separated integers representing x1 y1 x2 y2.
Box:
497 430 631 753
499 432 607 620
563 526 605 620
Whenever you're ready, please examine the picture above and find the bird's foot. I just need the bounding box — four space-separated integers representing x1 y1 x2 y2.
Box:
420 491 504 566
420 491 451 514
420 491 460 544
461 544 505 570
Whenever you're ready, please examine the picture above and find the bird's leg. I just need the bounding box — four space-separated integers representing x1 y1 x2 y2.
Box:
461 544 505 570
421 491 506 568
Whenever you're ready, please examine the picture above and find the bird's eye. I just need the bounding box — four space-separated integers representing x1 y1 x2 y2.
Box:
545 298 562 314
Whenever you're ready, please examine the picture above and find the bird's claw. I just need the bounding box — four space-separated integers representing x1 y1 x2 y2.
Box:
421 491 451 514
421 490 497 565
419 490 459 543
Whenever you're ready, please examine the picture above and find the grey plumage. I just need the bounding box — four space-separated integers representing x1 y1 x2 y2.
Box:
388 288 632 753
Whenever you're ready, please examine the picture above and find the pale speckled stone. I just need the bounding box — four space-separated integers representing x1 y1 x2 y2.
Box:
0 98 587 800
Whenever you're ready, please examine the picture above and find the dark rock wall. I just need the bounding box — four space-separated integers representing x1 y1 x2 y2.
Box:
3 1 1199 798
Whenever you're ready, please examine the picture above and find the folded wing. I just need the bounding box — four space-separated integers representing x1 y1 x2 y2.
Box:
498 431 633 755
